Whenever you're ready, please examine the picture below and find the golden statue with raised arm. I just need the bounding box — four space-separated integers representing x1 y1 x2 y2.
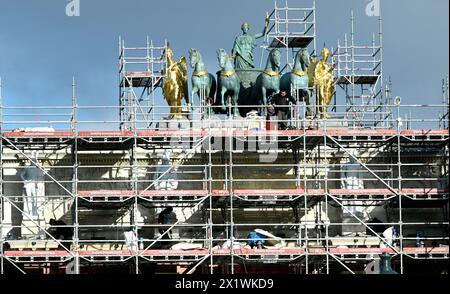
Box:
309 48 335 118
162 46 189 118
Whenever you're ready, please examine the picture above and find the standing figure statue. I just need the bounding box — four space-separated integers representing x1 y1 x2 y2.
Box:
162 46 190 118
280 48 312 115
255 48 281 115
189 48 217 117
309 48 335 118
232 15 270 69
217 48 240 117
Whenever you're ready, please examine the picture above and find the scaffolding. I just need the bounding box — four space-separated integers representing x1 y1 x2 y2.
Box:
0 87 448 273
263 0 320 121
119 37 168 131
265 0 317 72
0 1 449 275
335 12 390 129
441 76 449 130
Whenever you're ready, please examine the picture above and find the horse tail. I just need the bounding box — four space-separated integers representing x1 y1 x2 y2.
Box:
213 73 225 114
209 73 217 100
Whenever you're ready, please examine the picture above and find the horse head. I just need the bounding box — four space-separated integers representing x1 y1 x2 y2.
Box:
189 48 200 69
269 48 281 70
217 48 230 69
295 48 310 70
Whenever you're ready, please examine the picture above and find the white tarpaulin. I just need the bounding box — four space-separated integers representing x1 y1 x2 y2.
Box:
124 231 138 250
341 149 364 216
154 150 178 190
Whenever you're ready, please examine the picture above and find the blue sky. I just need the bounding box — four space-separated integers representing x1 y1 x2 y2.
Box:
0 0 448 128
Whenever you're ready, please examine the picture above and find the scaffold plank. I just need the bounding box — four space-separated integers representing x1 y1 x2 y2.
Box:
78 190 134 197
140 190 209 197
2 129 448 139
124 71 152 78
4 250 72 257
400 130 449 136
78 190 209 197
76 188 448 198
135 129 449 138
2 131 74 137
138 130 213 137
215 248 306 255
78 131 134 137
80 249 209 256
329 188 449 196
269 37 314 48
4 247 448 258
336 75 380 85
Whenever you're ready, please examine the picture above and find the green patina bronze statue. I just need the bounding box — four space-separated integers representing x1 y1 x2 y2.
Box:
232 15 270 70
280 48 312 115
189 48 217 115
217 48 240 117
255 48 281 115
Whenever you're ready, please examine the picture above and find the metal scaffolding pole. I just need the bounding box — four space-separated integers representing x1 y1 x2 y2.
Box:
324 122 330 273
72 77 80 274
228 103 235 274
336 11 384 128
396 98 404 274
133 121 139 274
0 77 4 275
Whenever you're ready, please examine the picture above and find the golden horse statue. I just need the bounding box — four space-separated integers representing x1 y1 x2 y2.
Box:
308 48 335 118
163 47 189 118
